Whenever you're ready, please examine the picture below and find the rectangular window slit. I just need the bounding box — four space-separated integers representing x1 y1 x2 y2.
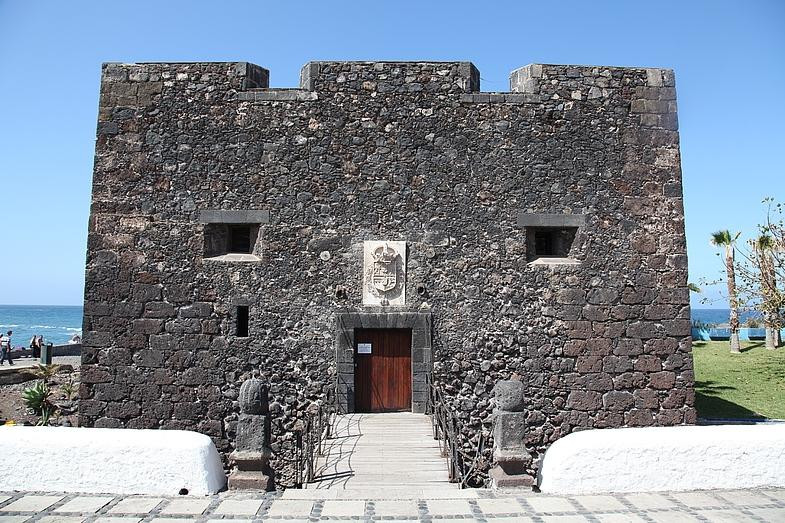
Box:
203 222 260 259
527 226 578 261
236 306 249 337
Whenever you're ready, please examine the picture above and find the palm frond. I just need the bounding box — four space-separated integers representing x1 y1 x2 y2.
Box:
754 234 775 252
710 230 733 246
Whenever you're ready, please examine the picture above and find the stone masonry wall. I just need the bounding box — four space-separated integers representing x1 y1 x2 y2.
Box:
81 60 693 487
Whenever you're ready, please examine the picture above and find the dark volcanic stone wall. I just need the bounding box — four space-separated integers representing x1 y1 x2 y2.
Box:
81 60 693 486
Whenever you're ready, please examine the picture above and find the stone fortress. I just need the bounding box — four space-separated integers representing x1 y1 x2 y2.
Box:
82 59 693 486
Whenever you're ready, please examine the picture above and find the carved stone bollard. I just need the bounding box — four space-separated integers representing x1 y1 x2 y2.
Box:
228 378 274 490
491 380 534 488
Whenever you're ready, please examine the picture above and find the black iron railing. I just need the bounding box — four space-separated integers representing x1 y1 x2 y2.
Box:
293 387 338 488
426 374 487 488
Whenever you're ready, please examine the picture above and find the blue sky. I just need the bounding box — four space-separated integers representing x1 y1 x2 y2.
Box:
0 1 782 306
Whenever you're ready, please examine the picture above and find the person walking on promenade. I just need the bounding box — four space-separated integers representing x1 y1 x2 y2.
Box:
0 330 14 365
36 335 43 358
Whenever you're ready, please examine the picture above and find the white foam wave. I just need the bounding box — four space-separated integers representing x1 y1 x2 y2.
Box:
65 328 83 333
31 325 57 329
0 324 20 328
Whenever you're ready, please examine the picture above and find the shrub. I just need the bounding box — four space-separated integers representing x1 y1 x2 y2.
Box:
61 376 76 401
31 364 62 385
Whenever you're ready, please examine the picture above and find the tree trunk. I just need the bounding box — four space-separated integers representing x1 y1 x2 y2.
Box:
769 323 782 349
759 249 780 350
765 327 776 350
726 245 741 353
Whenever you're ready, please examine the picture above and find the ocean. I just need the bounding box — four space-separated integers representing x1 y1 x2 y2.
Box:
0 305 758 349
0 304 83 349
691 308 761 326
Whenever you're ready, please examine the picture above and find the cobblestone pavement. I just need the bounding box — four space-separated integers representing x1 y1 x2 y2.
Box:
1 488 784 522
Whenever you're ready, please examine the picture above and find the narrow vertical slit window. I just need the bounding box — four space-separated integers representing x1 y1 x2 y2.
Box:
236 306 249 337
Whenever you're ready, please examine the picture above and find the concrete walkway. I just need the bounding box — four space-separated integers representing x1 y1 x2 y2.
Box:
306 412 453 489
0 487 784 521
0 355 80 373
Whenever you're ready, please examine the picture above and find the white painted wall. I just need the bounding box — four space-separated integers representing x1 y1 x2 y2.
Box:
538 424 785 494
0 426 226 495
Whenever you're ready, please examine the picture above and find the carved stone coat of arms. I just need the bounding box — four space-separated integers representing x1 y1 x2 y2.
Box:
363 241 406 306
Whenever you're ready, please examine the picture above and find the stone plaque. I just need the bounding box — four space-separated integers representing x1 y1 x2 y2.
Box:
363 241 406 306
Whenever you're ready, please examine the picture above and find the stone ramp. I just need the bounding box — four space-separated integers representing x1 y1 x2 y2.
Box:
305 412 454 489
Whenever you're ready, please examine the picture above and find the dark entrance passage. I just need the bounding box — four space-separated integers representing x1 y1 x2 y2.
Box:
354 328 412 413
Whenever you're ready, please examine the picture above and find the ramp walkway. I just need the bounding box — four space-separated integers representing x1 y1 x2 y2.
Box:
305 412 453 489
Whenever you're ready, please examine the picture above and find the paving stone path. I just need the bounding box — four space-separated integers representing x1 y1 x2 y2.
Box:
306 413 453 489
1 487 784 522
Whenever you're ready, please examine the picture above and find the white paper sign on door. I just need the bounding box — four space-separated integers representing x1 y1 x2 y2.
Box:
357 343 372 354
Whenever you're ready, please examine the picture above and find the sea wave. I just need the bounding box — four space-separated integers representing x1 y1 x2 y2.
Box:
0 306 84 345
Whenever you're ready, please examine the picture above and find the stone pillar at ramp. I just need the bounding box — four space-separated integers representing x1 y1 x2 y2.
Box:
491 380 534 488
228 378 274 490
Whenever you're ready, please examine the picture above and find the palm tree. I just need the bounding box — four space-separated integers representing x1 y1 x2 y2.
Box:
711 230 741 353
753 234 781 349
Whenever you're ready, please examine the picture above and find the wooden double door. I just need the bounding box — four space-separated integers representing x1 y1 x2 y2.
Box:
354 328 412 413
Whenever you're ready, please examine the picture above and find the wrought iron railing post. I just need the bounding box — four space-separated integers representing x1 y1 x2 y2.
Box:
295 429 303 488
289 386 340 488
305 422 311 483
317 403 324 457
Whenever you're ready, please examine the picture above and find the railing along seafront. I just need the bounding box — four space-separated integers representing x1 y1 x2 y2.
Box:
292 387 338 488
425 374 487 488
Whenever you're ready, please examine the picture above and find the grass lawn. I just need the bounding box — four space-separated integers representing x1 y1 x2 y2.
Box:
692 341 785 419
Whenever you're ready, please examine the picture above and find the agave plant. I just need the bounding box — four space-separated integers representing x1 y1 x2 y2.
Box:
22 381 55 426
